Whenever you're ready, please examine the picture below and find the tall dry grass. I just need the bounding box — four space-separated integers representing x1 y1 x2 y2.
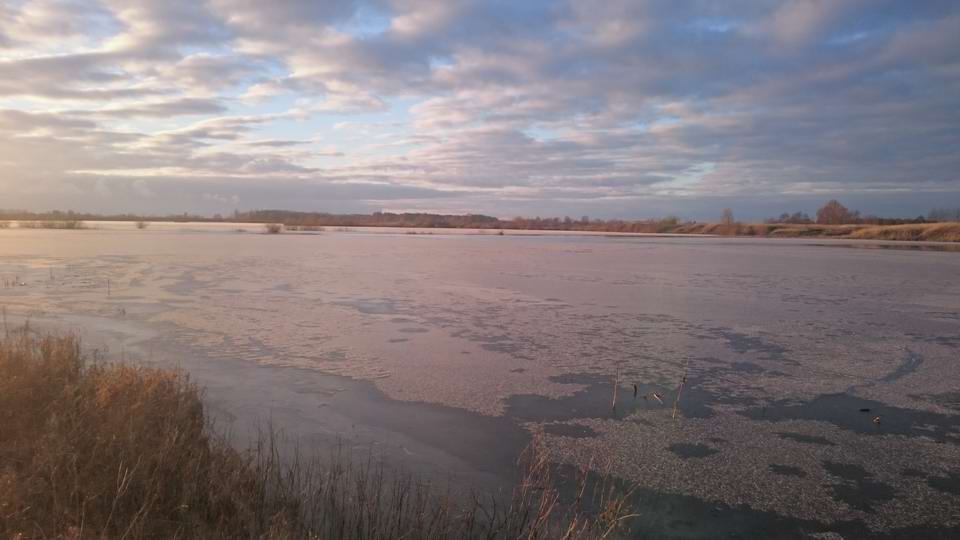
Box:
848 222 960 242
16 220 86 230
672 221 960 241
0 328 636 539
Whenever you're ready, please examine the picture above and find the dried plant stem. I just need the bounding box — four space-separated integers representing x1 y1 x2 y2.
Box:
611 364 620 412
672 359 690 420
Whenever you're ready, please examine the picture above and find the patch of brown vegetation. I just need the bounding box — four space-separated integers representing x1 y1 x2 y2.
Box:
848 222 960 242
17 220 86 230
674 222 960 242
0 329 636 539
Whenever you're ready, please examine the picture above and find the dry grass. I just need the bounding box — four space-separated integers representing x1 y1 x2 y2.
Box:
672 222 960 241
0 329 637 539
848 222 960 242
17 220 86 230
264 223 284 234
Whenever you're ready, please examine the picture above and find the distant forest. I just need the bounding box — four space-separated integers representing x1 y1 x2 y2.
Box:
0 201 957 234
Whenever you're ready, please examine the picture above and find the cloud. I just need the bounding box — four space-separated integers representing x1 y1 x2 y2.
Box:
0 0 957 219
84 97 229 118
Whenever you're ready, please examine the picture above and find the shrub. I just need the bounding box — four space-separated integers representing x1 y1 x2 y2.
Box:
264 223 284 234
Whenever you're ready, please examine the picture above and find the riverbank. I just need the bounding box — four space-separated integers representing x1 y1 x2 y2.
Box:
672 221 960 242
0 328 634 539
3 218 959 242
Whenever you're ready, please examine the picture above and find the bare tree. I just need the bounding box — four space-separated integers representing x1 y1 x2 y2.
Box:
721 208 735 225
816 200 858 224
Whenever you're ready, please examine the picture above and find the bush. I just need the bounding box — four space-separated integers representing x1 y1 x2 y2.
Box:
264 223 284 234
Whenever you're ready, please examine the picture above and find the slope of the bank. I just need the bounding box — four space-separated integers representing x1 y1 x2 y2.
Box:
674 221 960 241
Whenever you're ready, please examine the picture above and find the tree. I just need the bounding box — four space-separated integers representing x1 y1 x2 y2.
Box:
768 211 813 224
789 211 812 224
816 200 857 225
928 208 960 222
721 208 735 225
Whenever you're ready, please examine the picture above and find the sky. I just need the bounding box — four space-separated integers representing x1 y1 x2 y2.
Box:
1 0 958 221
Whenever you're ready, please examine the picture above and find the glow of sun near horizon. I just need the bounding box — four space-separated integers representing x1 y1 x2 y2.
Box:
1 0 958 220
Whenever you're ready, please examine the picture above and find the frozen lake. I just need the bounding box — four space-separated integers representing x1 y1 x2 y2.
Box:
2 224 959 538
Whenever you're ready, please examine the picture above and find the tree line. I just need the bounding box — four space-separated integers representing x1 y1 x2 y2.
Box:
2 201 958 233
764 200 958 225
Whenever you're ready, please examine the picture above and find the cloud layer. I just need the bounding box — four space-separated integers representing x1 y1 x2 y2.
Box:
1 0 958 219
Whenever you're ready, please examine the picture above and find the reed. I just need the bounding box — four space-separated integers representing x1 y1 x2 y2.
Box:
17 220 87 230
672 359 690 420
0 329 638 539
611 364 621 413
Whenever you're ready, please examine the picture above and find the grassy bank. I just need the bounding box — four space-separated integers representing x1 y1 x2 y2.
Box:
0 328 634 539
847 222 960 242
673 221 960 242
2 214 958 241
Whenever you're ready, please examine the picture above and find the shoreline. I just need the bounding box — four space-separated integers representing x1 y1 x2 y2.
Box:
3 219 960 246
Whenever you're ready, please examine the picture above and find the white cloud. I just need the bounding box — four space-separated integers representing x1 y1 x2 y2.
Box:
0 0 957 219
